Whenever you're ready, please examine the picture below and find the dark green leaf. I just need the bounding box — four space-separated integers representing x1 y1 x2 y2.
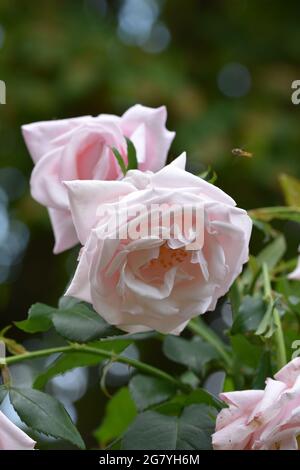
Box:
252 351 273 389
112 147 126 176
154 388 224 417
9 387 85 448
129 374 176 411
58 296 80 309
52 304 118 342
231 335 261 370
153 395 188 416
15 303 56 333
125 137 138 171
255 301 277 338
163 336 218 373
122 404 216 450
94 387 137 447
176 405 217 450
184 389 224 411
231 295 266 335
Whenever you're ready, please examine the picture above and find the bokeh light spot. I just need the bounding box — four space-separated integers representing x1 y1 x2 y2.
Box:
217 62 251 98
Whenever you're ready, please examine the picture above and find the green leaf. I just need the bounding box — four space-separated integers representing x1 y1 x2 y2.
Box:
256 235 286 269
112 147 127 175
249 206 300 223
154 388 224 417
129 374 176 411
231 296 266 335
122 404 216 450
231 335 261 370
163 336 218 373
58 296 80 310
33 339 131 390
255 301 277 338
279 173 300 207
125 137 138 171
184 389 224 411
94 387 137 447
52 304 118 342
252 351 272 389
154 395 189 416
15 303 56 333
9 387 85 449
242 236 286 289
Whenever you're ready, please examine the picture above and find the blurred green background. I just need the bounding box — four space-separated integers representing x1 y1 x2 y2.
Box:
0 0 300 447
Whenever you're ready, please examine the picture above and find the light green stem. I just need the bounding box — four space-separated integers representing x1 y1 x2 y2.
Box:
188 317 232 371
4 343 188 392
262 263 287 369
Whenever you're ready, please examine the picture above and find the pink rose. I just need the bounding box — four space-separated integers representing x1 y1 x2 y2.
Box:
288 250 300 280
0 411 36 450
22 105 175 253
212 357 300 450
64 153 252 334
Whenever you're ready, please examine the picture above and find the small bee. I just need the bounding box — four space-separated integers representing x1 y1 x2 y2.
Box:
231 148 253 158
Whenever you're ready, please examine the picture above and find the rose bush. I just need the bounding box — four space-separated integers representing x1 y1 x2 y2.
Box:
0 106 299 451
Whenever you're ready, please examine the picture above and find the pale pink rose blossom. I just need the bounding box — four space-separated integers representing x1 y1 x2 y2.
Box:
0 411 36 450
288 250 300 281
22 105 175 253
64 153 252 334
212 357 300 450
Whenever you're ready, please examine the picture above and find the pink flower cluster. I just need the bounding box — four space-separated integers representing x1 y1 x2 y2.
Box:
23 105 252 335
213 358 300 450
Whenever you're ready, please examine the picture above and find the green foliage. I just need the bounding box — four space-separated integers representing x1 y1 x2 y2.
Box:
125 137 138 171
94 388 137 448
51 305 118 342
231 296 266 335
112 137 138 175
9 387 85 449
15 303 57 333
163 336 219 373
129 374 176 411
112 147 127 176
16 301 119 341
122 404 217 450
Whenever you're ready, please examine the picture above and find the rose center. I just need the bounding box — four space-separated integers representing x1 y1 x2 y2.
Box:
148 244 189 270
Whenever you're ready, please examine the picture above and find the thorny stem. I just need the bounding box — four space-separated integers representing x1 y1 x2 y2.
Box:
4 343 189 392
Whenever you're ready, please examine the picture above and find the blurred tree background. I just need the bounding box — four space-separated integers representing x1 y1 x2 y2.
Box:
0 0 300 447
